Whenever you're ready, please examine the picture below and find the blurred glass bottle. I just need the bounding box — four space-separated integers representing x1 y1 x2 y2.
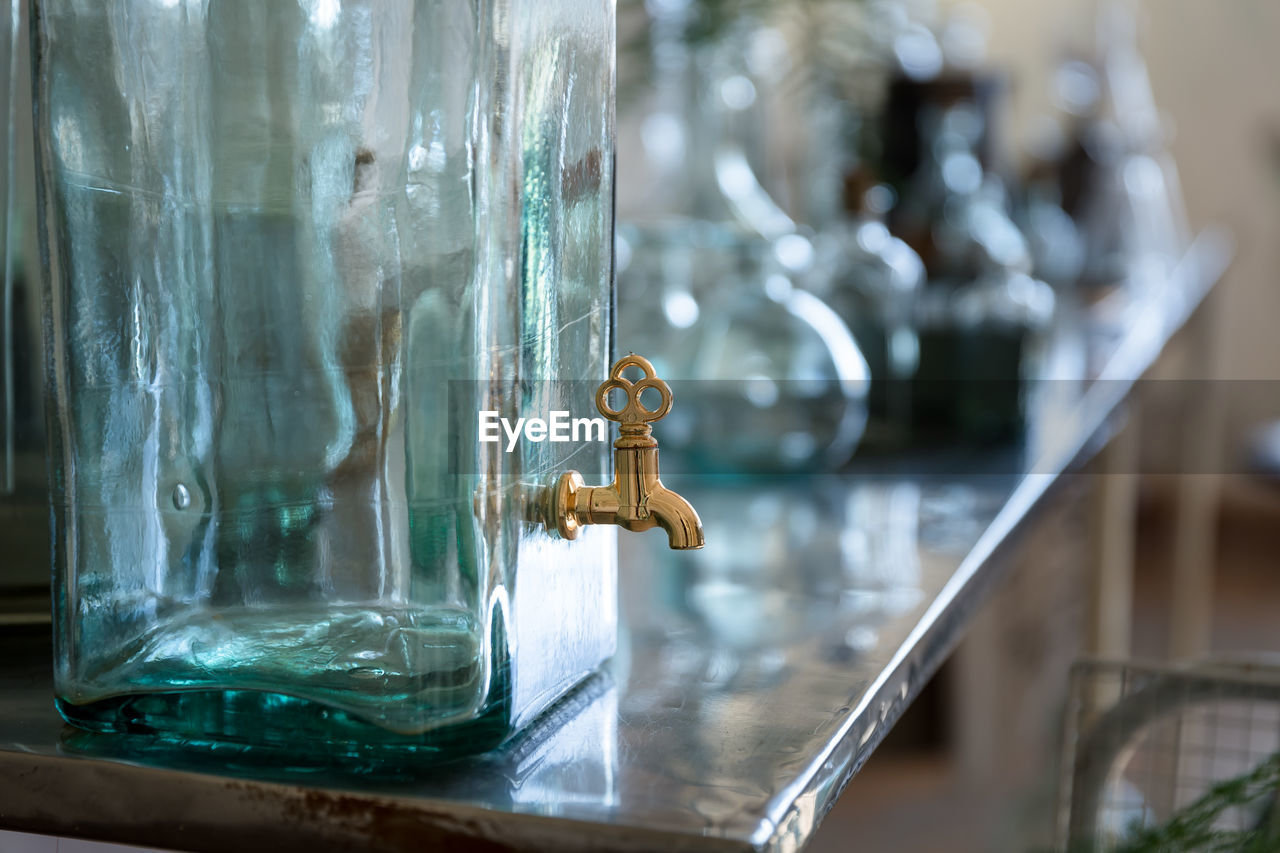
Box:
1052 1 1189 304
781 3 930 448
867 0 1059 447
893 100 1056 442
617 0 867 474
809 187 926 447
35 0 616 757
0 0 47 618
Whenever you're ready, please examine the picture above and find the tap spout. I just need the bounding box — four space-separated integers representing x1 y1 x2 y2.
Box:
643 485 705 550
544 458 704 550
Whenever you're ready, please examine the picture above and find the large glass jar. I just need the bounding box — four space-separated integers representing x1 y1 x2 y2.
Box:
33 0 616 757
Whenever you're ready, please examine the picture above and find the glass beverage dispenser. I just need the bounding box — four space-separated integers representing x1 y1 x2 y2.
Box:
33 0 695 756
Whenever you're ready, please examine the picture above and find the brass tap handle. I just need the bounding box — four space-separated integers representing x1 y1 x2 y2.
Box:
595 354 672 434
537 353 704 550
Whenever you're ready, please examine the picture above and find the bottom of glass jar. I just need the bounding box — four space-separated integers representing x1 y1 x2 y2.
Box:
55 675 514 767
63 602 499 734
54 598 530 763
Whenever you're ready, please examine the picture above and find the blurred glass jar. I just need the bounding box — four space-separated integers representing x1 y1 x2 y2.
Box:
618 222 867 474
34 0 615 756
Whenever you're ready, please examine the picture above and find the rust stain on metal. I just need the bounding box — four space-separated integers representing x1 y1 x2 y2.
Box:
225 780 522 853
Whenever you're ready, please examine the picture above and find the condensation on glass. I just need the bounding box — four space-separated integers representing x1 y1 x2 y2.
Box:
33 0 616 755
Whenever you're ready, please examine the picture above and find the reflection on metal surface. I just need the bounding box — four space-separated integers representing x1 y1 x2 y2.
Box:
0 469 1015 851
610 476 988 845
537 355 704 550
622 480 940 691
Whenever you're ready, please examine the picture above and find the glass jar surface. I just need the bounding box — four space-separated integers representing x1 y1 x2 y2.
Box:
34 0 616 757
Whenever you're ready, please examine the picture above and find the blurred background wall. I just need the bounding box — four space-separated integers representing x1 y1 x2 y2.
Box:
980 0 1280 393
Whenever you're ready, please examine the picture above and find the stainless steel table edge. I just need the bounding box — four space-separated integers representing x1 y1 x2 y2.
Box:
0 750 747 853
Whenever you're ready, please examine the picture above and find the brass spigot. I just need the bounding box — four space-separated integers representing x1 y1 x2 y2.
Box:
539 354 704 550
